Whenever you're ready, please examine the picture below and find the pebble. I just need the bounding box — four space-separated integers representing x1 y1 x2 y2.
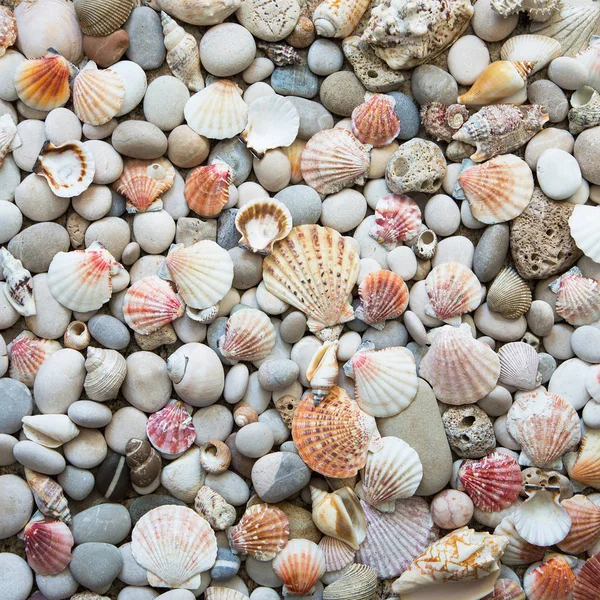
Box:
0 554 33 600
544 323 575 360
237 0 299 41
25 273 71 339
205 470 250 506
68 401 113 429
133 210 176 254
525 128 575 171
430 489 474 529
320 71 366 116
193 405 234 445
112 121 168 160
83 29 129 68
526 300 555 337
363 320 408 349
411 65 458 106
527 80 569 123
0 435 17 467
246 557 284 588
258 359 299 391
473 223 510 282
0 51 24 102
386 92 420 140
84 140 124 184
279 312 308 344
88 314 131 350
144 76 189 131
209 138 253 186
123 7 166 70
353 215 390 267
229 247 264 289
83 119 119 140
112 61 148 117
36 568 79 600
477 385 513 417
0 156 21 203
548 57 589 90
574 126 600 185
570 325 600 362
307 39 344 76
0 475 33 539
288 97 333 140
168 126 210 168
9 222 69 274
119 587 160 600
258 410 289 445
424 194 460 236
105 407 148 455
387 246 418 281
548 358 590 410
537 149 582 200
72 185 113 221
12 120 45 172
432 236 474 269
474 303 527 342
256 282 288 315
0 378 32 434
447 35 490 85
200 23 256 76
119 543 148 587
271 63 319 99
252 451 311 502
583 399 600 428
122 352 171 413
13 440 66 475
275 185 322 226
73 504 132 545
243 81 276 104
57 466 95 501
442 405 496 458
160 447 205 503
243 57 275 84
44 108 82 145
235 422 275 458
320 189 367 233
70 543 123 594
251 588 281 600
63 427 108 469
128 494 186 526
472 0 518 41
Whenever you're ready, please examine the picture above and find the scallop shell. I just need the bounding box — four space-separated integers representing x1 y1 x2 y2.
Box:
33 140 95 198
47 242 122 312
351 93 400 148
558 494 600 554
576 36 600 92
184 80 248 139
494 517 546 566
419 323 501 404
218 308 276 362
569 204 600 263
184 161 233 217
292 386 382 478
74 0 133 36
123 276 185 335
487 266 532 318
23 514 74 576
550 266 600 326
424 262 481 325
500 35 562 74
235 199 293 254
240 94 300 157
506 391 581 469
272 539 326 596
343 343 418 418
126 439 162 489
263 225 360 336
567 429 600 490
0 7 17 58
131 505 218 589
318 536 355 572
24 469 71 524
457 154 534 224
282 138 306 184
21 415 79 448
114 158 175 213
84 347 127 401
322 564 378 600
7 331 61 388
312 0 370 37
498 342 541 390
485 579 527 600
300 128 371 195
457 452 522 513
1 247 35 317
72 61 124 126
146 400 195 457
523 553 576 600
227 504 289 560
205 589 249 600
574 553 600 600
355 270 409 329
368 193 422 250
194 485 236 531
0 113 21 167
306 340 339 401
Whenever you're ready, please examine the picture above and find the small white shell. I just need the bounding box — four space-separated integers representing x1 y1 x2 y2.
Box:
0 113 21 167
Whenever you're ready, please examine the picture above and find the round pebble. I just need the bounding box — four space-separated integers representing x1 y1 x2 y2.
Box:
574 126 600 185
70 542 123 594
44 107 82 145
112 121 168 160
430 489 474 529
235 422 275 458
424 194 460 236
320 189 367 233
168 126 210 168
537 149 582 200
527 80 569 123
133 211 176 254
200 23 256 77
307 39 344 76
0 553 33 600
411 65 458 106
0 378 32 434
548 57 589 91
472 0 518 41
0 475 33 539
447 36 490 85
320 71 365 116
143 76 189 132
72 185 113 221
112 61 148 116
63 428 108 469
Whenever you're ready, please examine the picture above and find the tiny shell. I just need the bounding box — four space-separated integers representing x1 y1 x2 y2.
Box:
184 161 233 217
198 440 231 474
74 0 134 36
322 564 378 600
24 469 71 524
569 204 600 263
420 102 471 143
22 415 79 448
126 438 162 489
84 347 127 402
414 228 438 259
355 270 409 329
146 400 195 457
368 193 422 250
494 517 545 566
523 553 576 600
574 553 600 600
312 0 370 37
7 331 61 388
567 429 600 489
500 35 562 74
351 93 400 147
558 494 600 554
272 538 326 596
194 485 237 531
497 342 541 390
1 247 35 317
218 308 276 362
487 266 532 319
235 199 293 254
550 266 600 326
306 340 339 401
256 41 302 66
233 401 258 427
0 7 17 57
318 536 355 572
0 113 21 167
568 86 600 135
23 514 74 576
63 320 90 351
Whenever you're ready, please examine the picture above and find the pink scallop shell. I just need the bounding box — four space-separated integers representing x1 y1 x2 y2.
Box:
551 268 600 326
351 93 400 147
146 400 195 457
7 332 61 387
23 516 74 575
272 539 326 596
523 554 575 600
318 536 355 572
574 553 600 600
370 193 422 250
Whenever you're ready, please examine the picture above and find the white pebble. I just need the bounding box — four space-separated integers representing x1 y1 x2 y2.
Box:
388 245 418 280
537 149 582 200
424 194 461 236
447 35 490 85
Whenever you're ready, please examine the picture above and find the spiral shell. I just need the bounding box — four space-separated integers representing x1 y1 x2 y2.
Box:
7 331 61 388
351 93 400 147
233 401 258 427
24 469 71 524
235 199 293 254
282 138 306 184
184 161 233 217
1 247 35 317
487 266 532 318
355 270 409 329
550 266 600 326
420 102 470 142
21 415 79 448
23 514 74 576
368 193 422 250
146 400 195 458
0 7 17 58
197 441 230 475
125 438 162 489
312 0 370 37
218 308 276 362
84 347 127 402
194 485 237 531
63 321 90 351
306 340 339 401
272 539 326 596
74 0 134 36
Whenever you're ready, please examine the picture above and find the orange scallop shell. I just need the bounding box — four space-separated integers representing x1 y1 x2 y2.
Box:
23 517 74 576
282 138 306 184
524 554 575 600
558 494 600 554
568 430 600 489
272 539 326 596
351 93 400 147
184 162 233 217
218 308 276 362
574 554 600 600
356 270 409 329
0 7 17 57
370 193 422 249
146 400 195 457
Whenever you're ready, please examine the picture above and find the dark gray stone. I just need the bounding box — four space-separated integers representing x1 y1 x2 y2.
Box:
217 209 242 250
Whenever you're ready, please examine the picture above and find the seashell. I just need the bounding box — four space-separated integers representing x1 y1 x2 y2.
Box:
419 323 501 404
13 51 74 111
184 161 233 218
233 401 258 427
205 589 249 600
351 93 400 148
457 154 534 224
146 400 195 458
84 347 127 401
123 275 185 335
256 41 302 66
235 199 293 254
357 437 422 512
312 0 370 37
0 7 17 58
494 517 545 566
497 342 541 390
161 11 203 92
74 0 133 36
343 343 417 418
23 513 74 576
355 270 409 329
550 266 600 326
194 485 237 531
458 61 535 106
240 94 300 157
186 305 219 324
198 441 231 474
574 553 600 600
419 102 471 143
391 527 508 595
306 340 339 402
491 0 559 21
318 536 355 572
424 262 481 325
21 415 79 448
523 553 576 600
72 61 124 126
282 138 306 184
453 104 549 163
227 503 289 559
131 505 217 589
569 204 600 263
506 391 581 469
500 35 562 74
558 494 600 554
218 308 276 362
567 429 600 490
24 469 71 524
272 538 326 596
184 80 248 139
484 579 526 600
33 140 95 199
414 228 438 259
568 86 600 134
0 113 21 167
457 452 522 513
147 0 241 26
300 128 370 195
47 242 122 312
7 331 61 388
126 438 162 489
322 564 378 600
368 193 422 250
487 266 532 319
63 321 90 351
576 36 600 92
263 225 360 336
1 247 35 317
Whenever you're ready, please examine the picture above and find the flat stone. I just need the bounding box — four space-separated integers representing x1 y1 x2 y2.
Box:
274 185 322 226
70 543 123 594
571 325 600 362
474 303 527 342
13 441 66 475
205 470 250 505
8 223 69 273
271 63 319 99
0 554 33 600
574 126 600 185
112 121 168 159
199 23 256 76
252 451 311 503
548 358 591 410
26 273 72 339
287 97 334 140
176 217 217 246
0 475 34 539
123 7 166 70
411 65 458 106
36 567 78 600
72 504 132 545
473 223 510 282
128 494 186 526
88 314 131 350
57 466 96 501
0 378 32 435
527 80 569 123
83 30 129 68
388 92 420 140
319 71 365 116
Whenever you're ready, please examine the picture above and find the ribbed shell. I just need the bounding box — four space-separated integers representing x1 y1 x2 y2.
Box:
263 225 360 335
272 539 326 596
218 308 276 362
568 429 600 489
356 270 409 329
498 342 541 390
369 193 422 250
24 469 71 524
300 128 370 195
184 162 233 217
569 204 600 262
282 138 306 184
123 276 185 335
551 267 600 325
322 564 378 600
487 266 532 318
146 400 195 457
487 579 527 600
0 112 20 166
318 536 355 572
74 0 133 35
126 439 162 489
500 35 562 74
458 154 534 224
235 199 293 254
23 516 74 576
7 331 61 388
523 554 576 600
558 494 600 554
84 347 127 401
312 0 370 37
73 61 124 125
205 589 249 600
351 93 400 147
574 554 600 600
494 517 546 566
0 7 17 57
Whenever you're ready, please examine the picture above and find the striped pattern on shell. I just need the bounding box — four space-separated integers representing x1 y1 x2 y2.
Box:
23 517 74 576
493 517 545 566
218 308 276 362
272 539 326 596
0 7 17 57
523 554 576 600
558 494 600 554
568 429 600 489
184 162 233 217
574 553 600 600
351 93 400 147
369 193 422 250
7 332 61 388
146 400 195 457
74 0 133 36
551 267 600 326
356 270 409 328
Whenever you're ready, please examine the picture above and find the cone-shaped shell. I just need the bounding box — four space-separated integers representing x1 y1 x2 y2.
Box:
7 332 61 388
184 80 248 139
500 35 562 75
218 308 276 362
263 225 360 334
1 247 35 317
312 0 371 37
0 7 17 58
131 505 217 589
419 323 501 404
523 553 576 600
574 553 600 600
558 494 600 554
568 429 600 489
368 193 422 250
498 342 541 390
235 199 293 254
23 514 74 576
282 138 306 184
272 538 326 596
300 128 371 195
569 204 600 262
487 266 532 319
356 270 409 329
84 346 127 401
124 276 185 335
458 154 534 224
22 415 79 448
73 61 124 126
184 161 233 218
306 340 339 401
318 536 355 572
146 400 195 457
351 93 400 147
74 0 133 36
227 504 289 561
322 564 377 600
494 517 545 566
550 267 600 325
24 469 71 524
0 112 20 167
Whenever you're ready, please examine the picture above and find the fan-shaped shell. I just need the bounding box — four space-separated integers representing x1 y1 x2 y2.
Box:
0 113 20 167
351 93 400 147
7 332 61 388
74 0 133 36
263 225 360 335
0 7 17 58
218 308 276 362
184 161 233 218
131 505 217 589
569 204 600 262
235 199 293 254
523 553 576 600
568 429 600 489
457 154 534 224
487 266 532 318
356 270 409 329
550 266 600 325
23 514 74 576
419 323 501 404
24 469 71 524
500 35 562 74
84 347 127 401
205 589 249 600
498 342 541 390
272 539 326 596
184 80 248 139
368 193 422 250
494 517 546 566
318 536 355 572
300 128 371 195
1 247 35 317
227 504 289 561
146 400 195 457
282 138 306 184
22 415 79 448
323 564 378 600
574 553 600 600
558 494 600 554
486 579 527 600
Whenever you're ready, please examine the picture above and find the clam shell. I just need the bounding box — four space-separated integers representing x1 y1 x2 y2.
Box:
351 93 400 148
523 553 576 600
74 0 133 36
131 505 217 589
356 270 409 329
84 347 127 402
498 342 541 390
0 7 17 58
184 161 233 218
368 193 422 250
1 247 35 317
318 536 355 572
312 0 370 37
486 579 526 600
23 514 74 576
146 400 195 457
558 494 600 554
500 35 562 74
22 415 79 448
487 266 532 318
218 308 276 362
126 438 162 489
574 553 600 600
576 36 600 92
272 538 326 596
24 469 71 524
235 199 293 254
7 331 61 388
569 204 600 263
0 113 21 167
194 485 236 531
322 564 378 600
494 517 545 566
550 266 600 325
282 138 306 184
306 340 339 401
567 429 600 489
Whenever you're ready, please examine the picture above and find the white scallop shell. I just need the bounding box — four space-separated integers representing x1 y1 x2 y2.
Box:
0 113 21 167
494 517 546 566
21 415 79 448
497 342 541 390
500 35 562 74
569 204 600 263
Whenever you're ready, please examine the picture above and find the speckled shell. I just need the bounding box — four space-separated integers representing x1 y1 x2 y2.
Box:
368 193 422 250
550 267 600 325
1 247 35 317
322 564 378 600
558 494 600 554
257 41 302 65
498 342 541 390
420 102 470 143
24 469 71 524
227 504 289 560
0 113 20 167
73 61 124 126
300 128 370 195
486 579 527 600
218 308 276 362
569 204 600 263
184 161 233 217
494 517 546 566
306 340 339 400
263 225 360 335
235 199 293 254
576 36 600 91
419 324 501 404
126 439 162 489
487 266 532 319
282 138 306 184
568 86 600 134
23 514 74 576
574 553 600 600
0 7 17 57
318 536 355 572
194 485 236 531
523 554 576 600
132 505 217 589
292 386 381 478
7 331 61 388
457 154 534 224
567 429 600 489
146 400 195 457
149 0 241 25
22 415 79 448
84 347 127 401
356 270 408 329
492 0 559 20
351 93 400 148
312 0 370 37
74 0 133 35
272 539 326 596
500 35 562 74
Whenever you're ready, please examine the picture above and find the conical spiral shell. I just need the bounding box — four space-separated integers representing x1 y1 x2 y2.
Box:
73 61 124 126
272 539 326 596
551 267 600 326
574 553 600 600
312 0 370 37
235 199 293 254
184 161 233 218
126 438 162 489
322 564 378 600
498 341 541 390
218 308 276 362
568 429 600 489
523 553 576 600
558 494 600 554
84 347 127 401
306 340 339 400
494 517 545 566
1 247 35 317
356 270 409 329
368 193 422 250
74 0 133 36
487 266 532 318
24 469 71 524
23 515 74 576
0 7 17 58
351 93 400 148
7 331 61 388
146 400 195 457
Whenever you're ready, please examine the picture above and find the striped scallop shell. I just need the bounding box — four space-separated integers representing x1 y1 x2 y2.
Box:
318 536 355 572
205 589 249 600
569 204 600 263
24 469 71 524
23 514 74 576
282 138 306 184
419 323 500 404
486 579 526 600
0 7 17 57
123 276 185 335
558 494 600 554
72 61 124 126
550 267 600 326
523 554 576 600
0 113 20 167
218 308 276 362
494 517 545 566
368 193 422 250
131 505 217 589
146 400 195 457
300 128 371 195
184 161 233 217
227 504 289 561
424 262 481 325
351 93 400 147
114 158 175 213
457 154 534 224
7 331 61 388
574 553 600 600
356 270 409 329
487 266 532 318
498 342 541 390
292 386 381 478
500 35 562 75
235 199 293 254
322 564 378 600
567 429 600 490
74 0 133 36
272 539 326 596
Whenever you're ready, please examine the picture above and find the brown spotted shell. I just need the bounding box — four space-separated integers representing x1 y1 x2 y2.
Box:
0 7 17 57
